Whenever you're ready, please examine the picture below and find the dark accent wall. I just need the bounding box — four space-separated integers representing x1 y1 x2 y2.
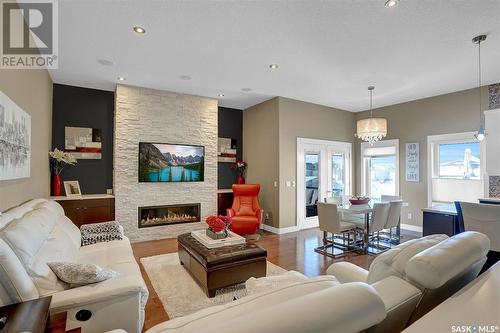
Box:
218 107 243 189
52 84 114 194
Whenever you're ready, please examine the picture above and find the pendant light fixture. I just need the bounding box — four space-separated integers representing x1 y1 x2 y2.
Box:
472 34 487 141
355 86 387 145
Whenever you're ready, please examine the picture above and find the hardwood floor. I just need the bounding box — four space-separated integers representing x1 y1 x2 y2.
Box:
132 227 416 331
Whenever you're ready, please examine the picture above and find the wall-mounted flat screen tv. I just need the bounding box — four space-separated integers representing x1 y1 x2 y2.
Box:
139 142 204 183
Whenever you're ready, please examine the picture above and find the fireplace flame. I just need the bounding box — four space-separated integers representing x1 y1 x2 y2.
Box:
140 210 199 227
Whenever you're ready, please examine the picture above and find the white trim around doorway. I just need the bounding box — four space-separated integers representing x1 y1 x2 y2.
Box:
296 137 353 230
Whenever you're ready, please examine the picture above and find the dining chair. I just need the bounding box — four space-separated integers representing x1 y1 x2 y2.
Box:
315 202 360 258
367 202 391 253
381 195 401 202
458 201 500 273
380 195 402 244
384 200 403 245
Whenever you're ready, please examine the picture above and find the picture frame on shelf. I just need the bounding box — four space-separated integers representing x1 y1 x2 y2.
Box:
64 180 82 197
218 137 237 163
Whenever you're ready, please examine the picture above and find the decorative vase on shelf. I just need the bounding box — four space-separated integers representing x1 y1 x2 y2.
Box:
236 174 245 184
51 174 62 196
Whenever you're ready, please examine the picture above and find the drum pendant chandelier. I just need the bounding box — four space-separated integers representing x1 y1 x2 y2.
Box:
355 86 387 145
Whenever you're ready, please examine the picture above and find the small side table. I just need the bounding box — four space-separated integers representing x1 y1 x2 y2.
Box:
0 297 51 333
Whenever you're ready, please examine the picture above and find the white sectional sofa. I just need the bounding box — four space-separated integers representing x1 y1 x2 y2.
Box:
146 275 413 333
146 231 489 333
0 199 148 333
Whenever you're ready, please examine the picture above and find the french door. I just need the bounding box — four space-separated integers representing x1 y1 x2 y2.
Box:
297 138 352 230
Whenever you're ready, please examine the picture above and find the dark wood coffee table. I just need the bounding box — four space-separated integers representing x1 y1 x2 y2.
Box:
177 232 267 297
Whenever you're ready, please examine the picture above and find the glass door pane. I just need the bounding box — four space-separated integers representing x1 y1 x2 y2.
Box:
305 154 319 218
331 154 345 198
369 155 396 198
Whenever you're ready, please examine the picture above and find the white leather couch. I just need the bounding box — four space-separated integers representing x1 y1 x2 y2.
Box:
146 274 422 333
145 232 489 333
403 262 500 333
328 231 490 332
0 199 148 333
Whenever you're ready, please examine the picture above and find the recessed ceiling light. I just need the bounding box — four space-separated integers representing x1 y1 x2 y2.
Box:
241 88 252 92
218 93 225 97
133 26 146 34
269 64 279 69
179 75 192 80
117 76 126 81
98 59 113 66
384 0 399 8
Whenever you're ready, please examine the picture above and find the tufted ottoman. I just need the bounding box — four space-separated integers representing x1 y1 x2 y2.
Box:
177 233 267 297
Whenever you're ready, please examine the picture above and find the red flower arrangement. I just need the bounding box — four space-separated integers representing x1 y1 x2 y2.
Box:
206 215 232 233
230 161 247 175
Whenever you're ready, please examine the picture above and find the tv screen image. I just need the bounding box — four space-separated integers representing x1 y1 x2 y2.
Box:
139 143 204 182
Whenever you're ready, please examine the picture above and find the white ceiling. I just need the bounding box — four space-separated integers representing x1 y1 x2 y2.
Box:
50 0 500 111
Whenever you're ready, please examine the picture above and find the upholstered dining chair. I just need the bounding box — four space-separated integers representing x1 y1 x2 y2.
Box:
315 202 359 258
227 184 262 235
458 201 500 273
380 195 401 202
368 202 391 251
384 200 403 245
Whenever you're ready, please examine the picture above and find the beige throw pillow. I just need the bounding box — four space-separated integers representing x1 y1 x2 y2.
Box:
48 262 119 286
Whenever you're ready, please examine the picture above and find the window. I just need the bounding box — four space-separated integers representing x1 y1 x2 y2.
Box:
305 154 319 218
361 139 399 199
428 133 485 206
331 154 345 197
438 142 481 179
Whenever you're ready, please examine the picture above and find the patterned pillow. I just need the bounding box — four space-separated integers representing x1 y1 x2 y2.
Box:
81 232 123 246
48 262 119 286
80 221 121 236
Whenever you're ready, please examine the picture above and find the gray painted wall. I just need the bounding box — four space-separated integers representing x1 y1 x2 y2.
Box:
355 86 491 227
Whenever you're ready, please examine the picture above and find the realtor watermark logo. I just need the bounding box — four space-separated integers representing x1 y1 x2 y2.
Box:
1 0 58 69
451 325 499 333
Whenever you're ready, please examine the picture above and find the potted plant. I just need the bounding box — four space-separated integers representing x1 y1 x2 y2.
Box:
49 148 76 196
205 215 232 239
231 161 247 184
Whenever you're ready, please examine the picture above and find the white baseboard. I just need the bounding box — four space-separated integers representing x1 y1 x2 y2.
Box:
262 224 300 234
401 223 423 233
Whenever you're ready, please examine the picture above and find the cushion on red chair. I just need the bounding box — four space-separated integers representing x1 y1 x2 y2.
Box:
236 197 256 216
232 216 259 224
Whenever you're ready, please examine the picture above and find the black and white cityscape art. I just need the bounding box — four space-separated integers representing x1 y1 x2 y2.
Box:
0 91 31 180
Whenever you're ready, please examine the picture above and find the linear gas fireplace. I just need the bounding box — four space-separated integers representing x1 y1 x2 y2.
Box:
138 203 201 228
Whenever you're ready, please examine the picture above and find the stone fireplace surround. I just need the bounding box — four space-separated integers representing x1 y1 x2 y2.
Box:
114 85 218 242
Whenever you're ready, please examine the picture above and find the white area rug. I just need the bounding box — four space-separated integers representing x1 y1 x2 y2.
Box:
140 252 287 318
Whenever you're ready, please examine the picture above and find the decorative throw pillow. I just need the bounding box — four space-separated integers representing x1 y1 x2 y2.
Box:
48 262 119 286
80 221 121 236
81 232 123 246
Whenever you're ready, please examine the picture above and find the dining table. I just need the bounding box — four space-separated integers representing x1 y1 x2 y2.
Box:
335 199 408 254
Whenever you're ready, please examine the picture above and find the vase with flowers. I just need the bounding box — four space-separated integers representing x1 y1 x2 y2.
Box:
231 161 247 184
205 215 232 239
49 148 77 196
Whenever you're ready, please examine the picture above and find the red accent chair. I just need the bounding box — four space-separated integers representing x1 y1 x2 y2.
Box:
227 184 262 235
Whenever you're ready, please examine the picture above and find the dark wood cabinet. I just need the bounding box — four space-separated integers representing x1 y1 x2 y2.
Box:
422 204 460 237
422 211 458 236
54 195 115 227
